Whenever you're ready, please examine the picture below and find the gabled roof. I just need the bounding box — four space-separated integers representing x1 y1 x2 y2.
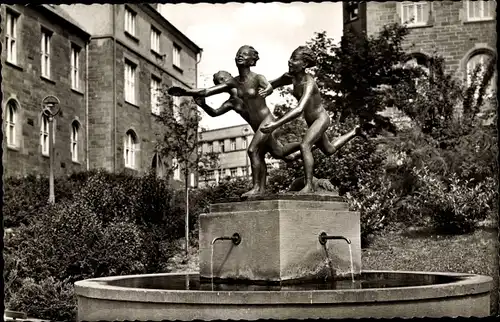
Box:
38 4 91 38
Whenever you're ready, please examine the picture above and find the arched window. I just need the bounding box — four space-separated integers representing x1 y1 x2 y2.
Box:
40 114 50 156
242 137 248 149
6 100 18 148
71 121 80 162
405 54 430 75
124 130 138 169
466 52 496 99
403 54 430 95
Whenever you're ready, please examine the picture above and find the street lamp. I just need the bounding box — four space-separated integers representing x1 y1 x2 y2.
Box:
41 95 61 204
242 127 250 179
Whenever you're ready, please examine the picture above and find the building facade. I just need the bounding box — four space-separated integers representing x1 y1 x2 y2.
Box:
343 1 496 89
2 4 90 177
61 4 203 177
197 124 281 186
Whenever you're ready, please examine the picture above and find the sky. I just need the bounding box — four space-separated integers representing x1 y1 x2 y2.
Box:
159 2 344 130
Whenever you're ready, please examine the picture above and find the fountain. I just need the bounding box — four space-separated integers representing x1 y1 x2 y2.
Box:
75 193 492 320
74 44 492 320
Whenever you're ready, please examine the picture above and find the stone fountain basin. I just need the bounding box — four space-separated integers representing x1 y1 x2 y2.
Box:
75 270 491 320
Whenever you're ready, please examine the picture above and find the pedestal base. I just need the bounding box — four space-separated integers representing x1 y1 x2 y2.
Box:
199 195 361 282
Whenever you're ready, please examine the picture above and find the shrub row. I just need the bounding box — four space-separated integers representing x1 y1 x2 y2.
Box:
4 170 183 320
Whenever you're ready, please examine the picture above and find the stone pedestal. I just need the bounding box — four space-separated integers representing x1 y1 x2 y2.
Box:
199 194 361 282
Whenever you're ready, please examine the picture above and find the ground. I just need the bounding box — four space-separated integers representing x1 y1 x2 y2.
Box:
170 224 499 316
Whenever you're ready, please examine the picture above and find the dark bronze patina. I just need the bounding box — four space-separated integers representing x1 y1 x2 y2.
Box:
168 45 302 197
261 46 368 193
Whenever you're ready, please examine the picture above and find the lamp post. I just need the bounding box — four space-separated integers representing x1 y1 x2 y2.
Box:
242 127 250 179
42 95 61 204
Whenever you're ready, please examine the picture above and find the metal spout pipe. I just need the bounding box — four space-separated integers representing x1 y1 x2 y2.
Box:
318 232 351 245
211 233 241 245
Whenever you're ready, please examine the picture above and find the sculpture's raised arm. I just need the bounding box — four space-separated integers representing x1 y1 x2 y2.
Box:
269 73 293 89
194 97 235 117
168 82 233 98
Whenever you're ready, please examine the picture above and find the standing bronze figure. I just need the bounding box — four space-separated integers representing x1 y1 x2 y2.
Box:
168 45 301 197
261 46 367 193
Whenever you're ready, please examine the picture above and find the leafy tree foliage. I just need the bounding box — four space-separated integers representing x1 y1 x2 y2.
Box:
155 87 202 182
268 23 497 238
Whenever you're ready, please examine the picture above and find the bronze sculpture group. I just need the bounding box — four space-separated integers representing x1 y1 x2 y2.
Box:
168 45 372 197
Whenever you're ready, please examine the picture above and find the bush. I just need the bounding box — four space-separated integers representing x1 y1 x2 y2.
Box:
345 169 400 247
410 167 495 234
6 277 76 321
3 172 88 228
4 169 190 319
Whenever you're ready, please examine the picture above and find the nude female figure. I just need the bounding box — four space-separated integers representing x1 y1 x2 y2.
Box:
261 46 367 194
168 46 301 197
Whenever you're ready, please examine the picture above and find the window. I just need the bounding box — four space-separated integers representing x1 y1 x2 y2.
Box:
219 140 225 152
217 169 223 179
71 121 79 162
173 43 181 68
208 170 215 180
124 7 136 36
207 142 213 153
230 168 237 177
124 130 138 169
230 138 236 151
242 137 248 149
6 11 18 64
40 114 50 156
71 46 80 90
151 27 161 53
401 1 429 26
124 61 136 104
466 0 495 21
41 30 51 78
172 158 181 180
242 167 247 177
151 77 161 115
346 1 359 21
466 52 496 98
6 100 18 148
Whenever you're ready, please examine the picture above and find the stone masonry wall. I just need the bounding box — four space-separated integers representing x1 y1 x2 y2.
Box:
2 4 88 177
365 1 496 81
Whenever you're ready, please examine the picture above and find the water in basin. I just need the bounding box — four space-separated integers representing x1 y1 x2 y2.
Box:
105 272 464 291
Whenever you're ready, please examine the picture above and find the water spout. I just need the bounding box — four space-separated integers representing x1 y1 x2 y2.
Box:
318 232 354 282
211 233 242 246
318 232 351 245
211 233 242 290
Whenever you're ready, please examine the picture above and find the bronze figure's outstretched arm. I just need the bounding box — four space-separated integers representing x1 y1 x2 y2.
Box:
269 73 293 89
194 97 235 117
261 77 315 133
168 82 232 98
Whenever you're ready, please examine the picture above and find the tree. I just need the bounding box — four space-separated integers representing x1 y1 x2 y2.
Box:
155 87 205 254
268 22 497 237
307 23 421 125
268 24 415 193
197 150 220 184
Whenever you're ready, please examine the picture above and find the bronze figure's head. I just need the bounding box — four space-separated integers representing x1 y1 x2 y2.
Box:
235 45 260 67
213 70 233 85
288 46 316 74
